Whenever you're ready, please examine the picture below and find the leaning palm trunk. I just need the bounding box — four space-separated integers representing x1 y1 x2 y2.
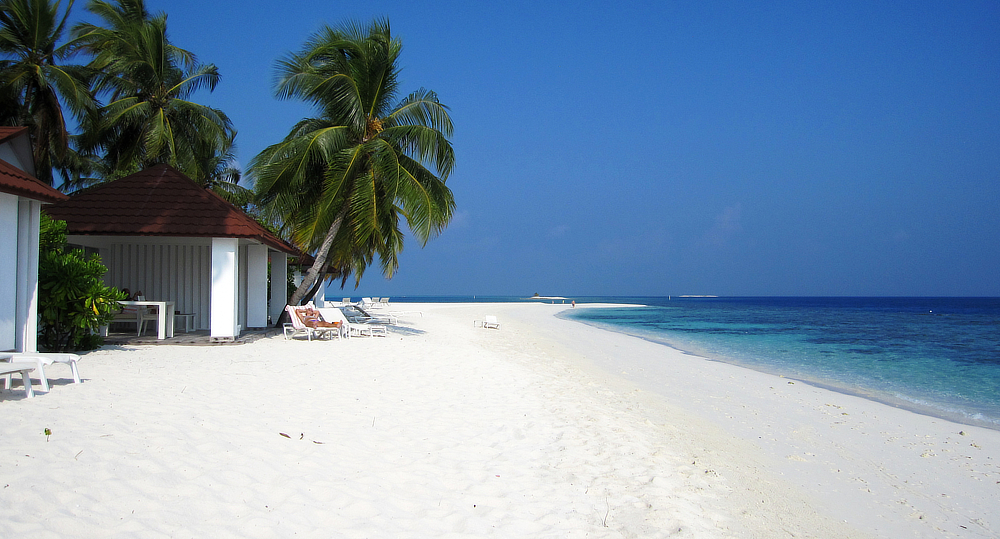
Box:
287 205 347 306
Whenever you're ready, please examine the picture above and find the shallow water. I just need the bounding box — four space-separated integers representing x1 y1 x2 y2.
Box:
561 297 1000 429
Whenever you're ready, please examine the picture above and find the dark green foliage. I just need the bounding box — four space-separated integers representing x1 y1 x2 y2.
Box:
71 0 237 186
37 211 126 351
0 0 95 186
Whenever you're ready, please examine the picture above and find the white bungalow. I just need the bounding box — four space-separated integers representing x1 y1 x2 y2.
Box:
44 164 298 341
0 127 69 353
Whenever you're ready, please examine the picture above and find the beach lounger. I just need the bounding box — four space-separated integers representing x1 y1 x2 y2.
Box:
481 315 501 330
283 305 341 341
346 304 398 325
1 362 36 398
320 307 388 338
1 352 81 392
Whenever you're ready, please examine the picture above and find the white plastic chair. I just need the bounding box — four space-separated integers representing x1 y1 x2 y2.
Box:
137 307 159 336
1 352 81 392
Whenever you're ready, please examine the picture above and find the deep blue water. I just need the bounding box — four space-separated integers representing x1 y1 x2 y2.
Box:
333 295 1000 429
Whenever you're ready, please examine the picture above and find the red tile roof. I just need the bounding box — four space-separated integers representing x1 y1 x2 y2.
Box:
44 164 297 254
0 126 29 144
0 158 68 203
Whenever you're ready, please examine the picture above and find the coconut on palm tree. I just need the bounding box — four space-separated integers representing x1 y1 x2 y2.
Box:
71 0 236 183
0 0 94 185
251 19 456 307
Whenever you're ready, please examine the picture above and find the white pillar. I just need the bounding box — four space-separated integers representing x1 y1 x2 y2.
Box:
211 238 239 340
15 199 40 352
0 193 17 351
313 277 326 308
269 252 287 325
246 244 268 328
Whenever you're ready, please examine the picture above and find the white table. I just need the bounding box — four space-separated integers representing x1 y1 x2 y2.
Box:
119 301 175 339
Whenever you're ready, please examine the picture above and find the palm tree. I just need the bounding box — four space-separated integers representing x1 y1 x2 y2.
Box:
71 0 235 182
251 19 456 306
196 131 253 207
0 0 93 185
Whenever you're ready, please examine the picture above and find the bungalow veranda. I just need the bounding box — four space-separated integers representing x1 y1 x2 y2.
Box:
44 164 298 340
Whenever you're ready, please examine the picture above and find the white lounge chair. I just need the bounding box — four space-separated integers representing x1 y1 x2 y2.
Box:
482 315 501 330
320 307 387 338
1 352 81 392
283 305 341 341
1 362 36 398
347 304 397 325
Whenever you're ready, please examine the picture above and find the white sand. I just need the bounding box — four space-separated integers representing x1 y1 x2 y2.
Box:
1 302 996 538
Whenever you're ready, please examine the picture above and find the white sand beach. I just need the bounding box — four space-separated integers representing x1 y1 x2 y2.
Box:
2 302 997 538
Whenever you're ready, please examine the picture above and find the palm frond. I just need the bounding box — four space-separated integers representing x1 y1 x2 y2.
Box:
250 17 457 297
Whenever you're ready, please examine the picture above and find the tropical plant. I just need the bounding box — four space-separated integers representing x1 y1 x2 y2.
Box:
37 211 126 351
71 0 236 182
0 0 94 185
250 19 456 306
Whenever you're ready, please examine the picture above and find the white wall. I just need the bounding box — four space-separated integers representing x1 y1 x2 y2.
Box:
15 199 40 352
237 244 248 330
269 252 287 325
0 134 34 175
211 238 239 339
0 145 18 169
105 243 212 329
245 244 268 328
0 193 17 350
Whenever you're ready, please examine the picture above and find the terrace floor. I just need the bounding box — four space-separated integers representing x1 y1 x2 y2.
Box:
100 327 279 346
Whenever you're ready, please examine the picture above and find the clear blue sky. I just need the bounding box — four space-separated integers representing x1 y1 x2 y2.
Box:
71 0 1000 296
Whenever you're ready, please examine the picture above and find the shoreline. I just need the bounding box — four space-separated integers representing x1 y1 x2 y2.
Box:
558 304 1000 432
2 302 996 537
532 302 1000 537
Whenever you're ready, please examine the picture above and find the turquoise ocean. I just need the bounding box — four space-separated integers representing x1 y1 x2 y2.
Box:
335 296 1000 430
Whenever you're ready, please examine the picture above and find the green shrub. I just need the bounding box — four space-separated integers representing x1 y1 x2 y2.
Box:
37 212 126 351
